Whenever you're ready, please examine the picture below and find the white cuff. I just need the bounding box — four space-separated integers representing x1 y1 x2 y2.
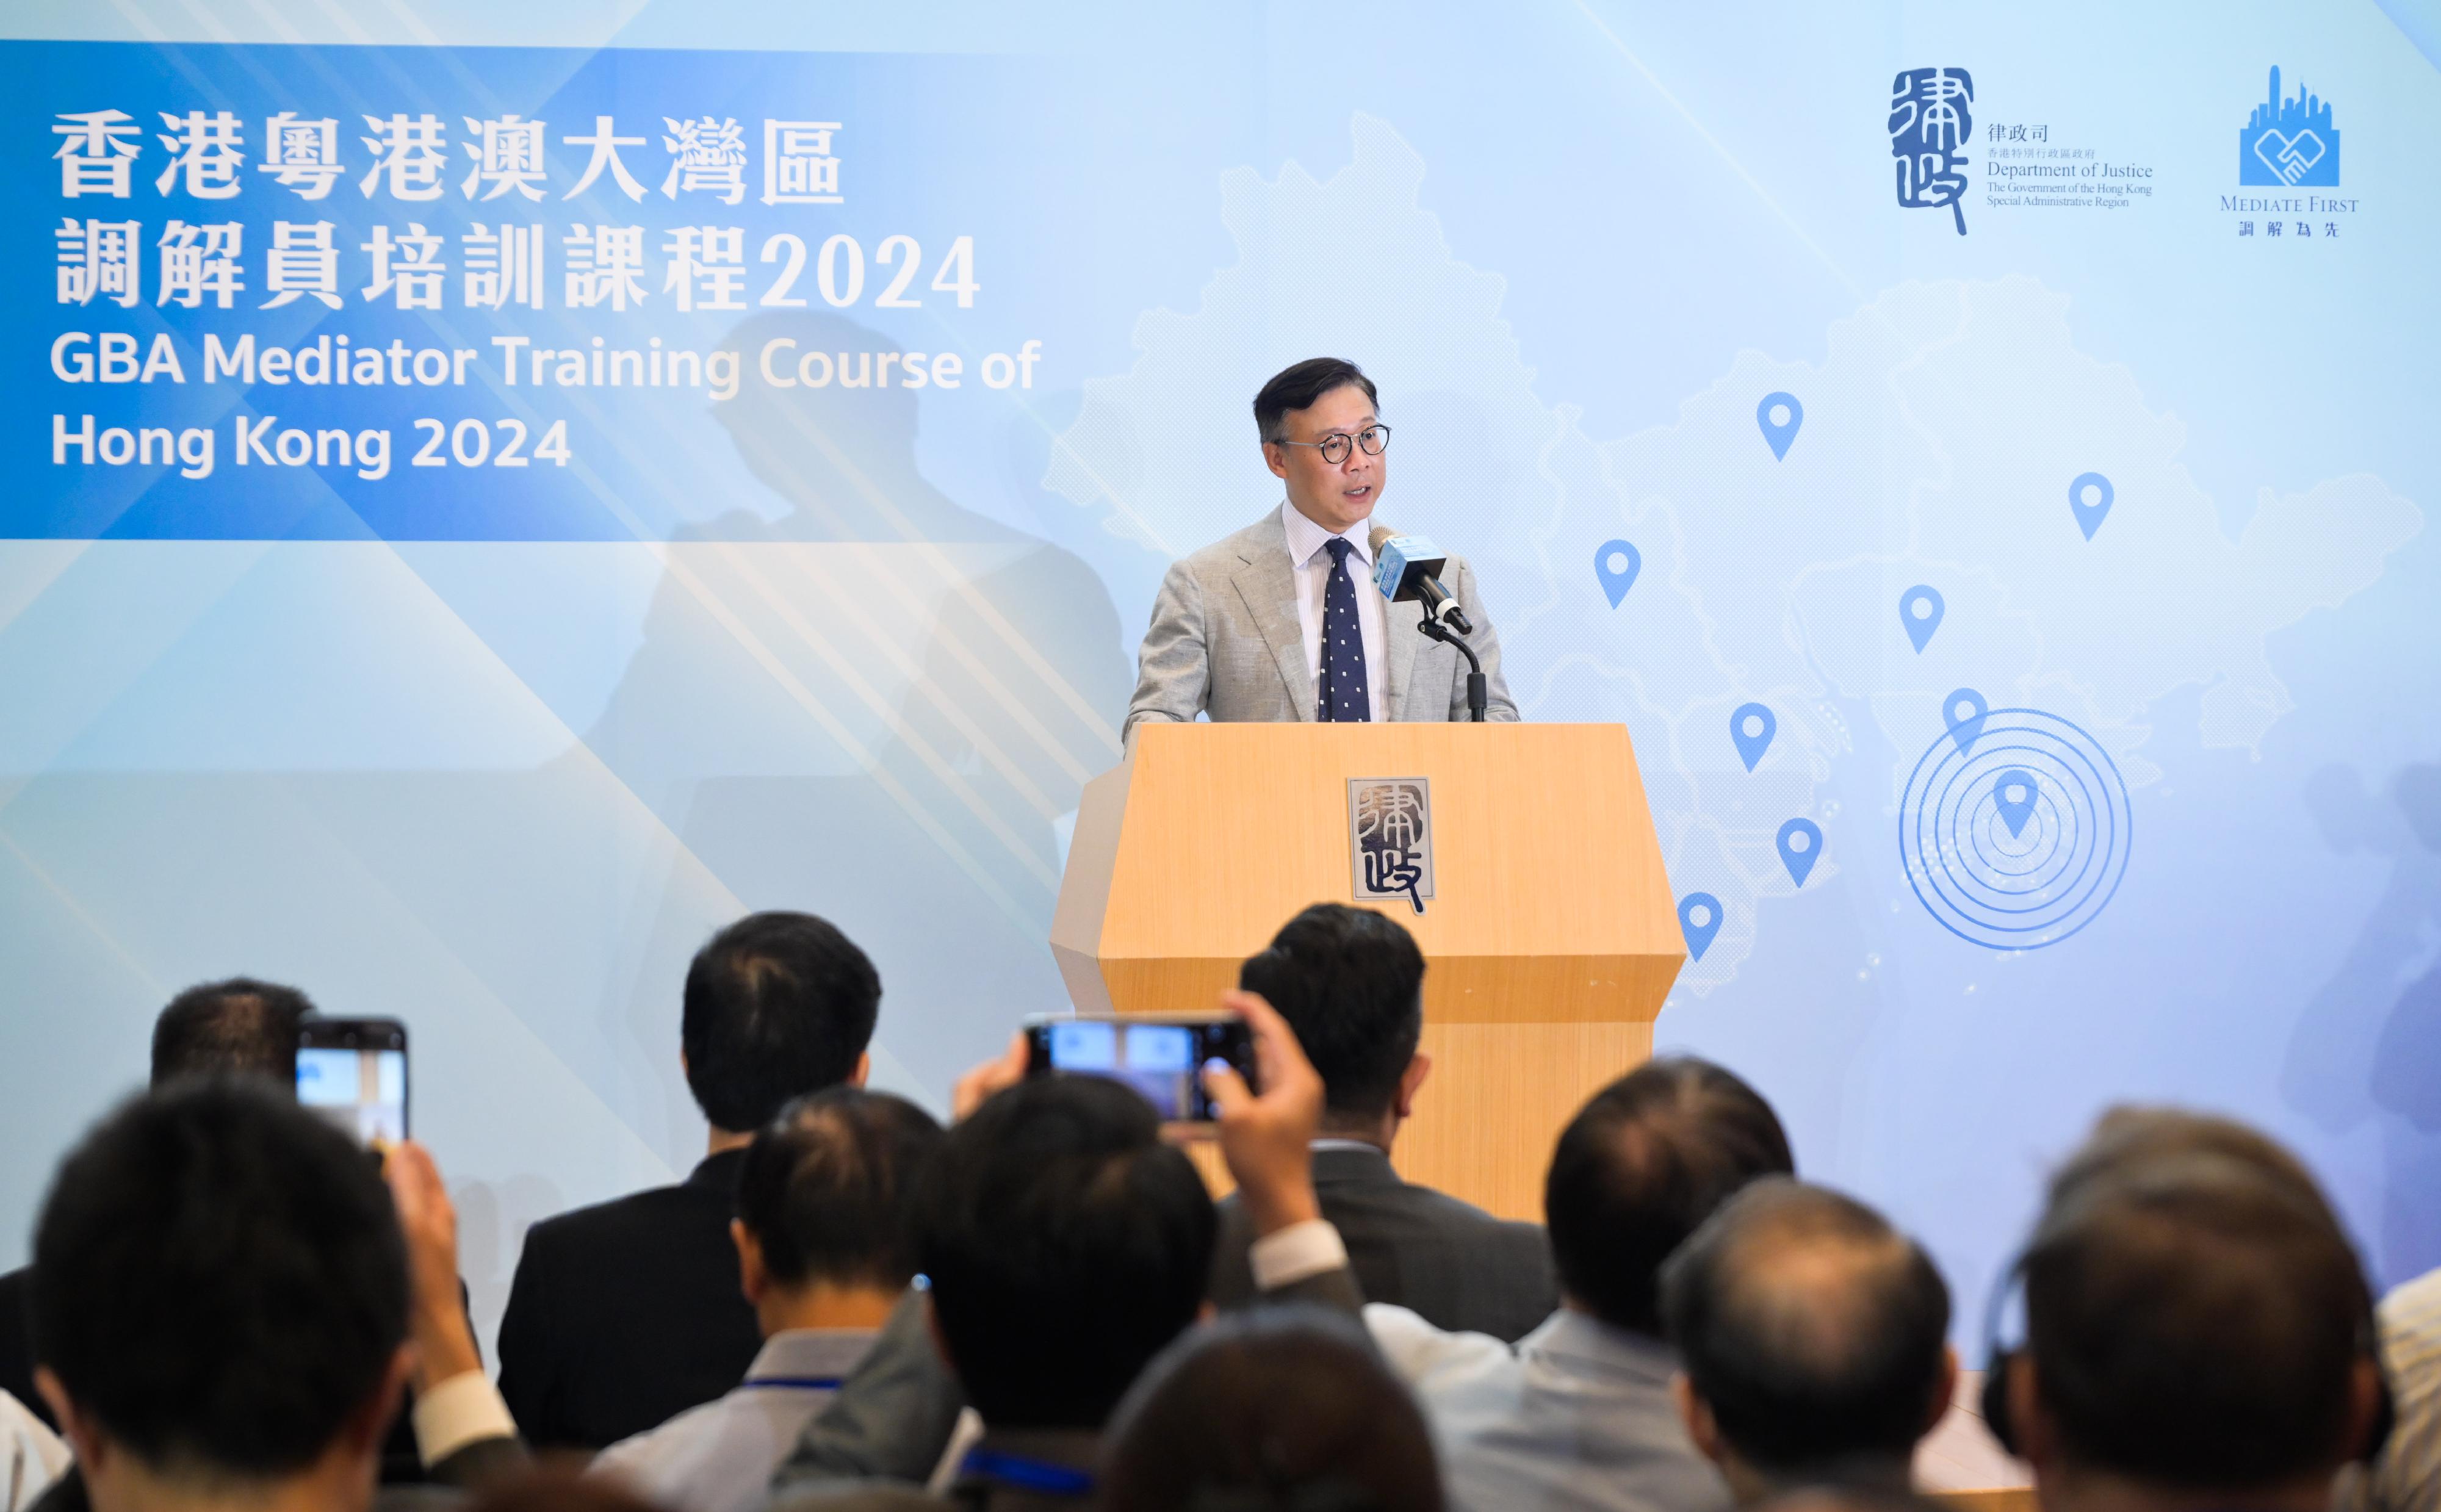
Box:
1250 1219 1349 1292
412 1370 518 1467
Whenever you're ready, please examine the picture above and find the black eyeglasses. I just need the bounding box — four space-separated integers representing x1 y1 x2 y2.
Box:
1275 423 1391 466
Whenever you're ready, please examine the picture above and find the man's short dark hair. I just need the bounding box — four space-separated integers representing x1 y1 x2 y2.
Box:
29 1079 408 1476
2021 1147 2378 1488
1100 1306 1443 1512
1253 358 1379 444
1660 1179 1951 1475
913 1075 1215 1430
150 977 315 1088
1544 1056 1795 1334
682 912 881 1132
2056 1104 2325 1212
1238 904 1423 1125
736 1087 942 1292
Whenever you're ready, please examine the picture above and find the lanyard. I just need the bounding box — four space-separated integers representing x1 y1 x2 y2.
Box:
960 1447 1095 1497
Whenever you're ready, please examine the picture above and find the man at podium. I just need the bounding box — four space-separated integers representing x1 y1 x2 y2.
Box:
1124 358 1518 741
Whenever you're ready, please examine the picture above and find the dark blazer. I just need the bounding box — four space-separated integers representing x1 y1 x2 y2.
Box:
495 1148 763 1450
1207 1144 1557 1342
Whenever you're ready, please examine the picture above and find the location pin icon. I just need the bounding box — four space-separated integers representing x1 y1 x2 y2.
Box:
1900 585 1945 653
1679 892 1723 961
1756 392 1803 461
2068 472 2114 541
1595 539 1641 608
1730 703 1776 772
1944 688 1990 757
1992 768 2038 838
1776 818 1822 887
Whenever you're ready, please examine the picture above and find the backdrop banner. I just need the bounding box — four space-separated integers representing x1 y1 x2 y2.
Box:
2 4 2434 1352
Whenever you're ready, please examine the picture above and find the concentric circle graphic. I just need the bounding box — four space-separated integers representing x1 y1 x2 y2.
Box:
1898 706 2132 949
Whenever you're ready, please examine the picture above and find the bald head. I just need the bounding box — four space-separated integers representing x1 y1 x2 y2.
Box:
1662 1179 1952 1480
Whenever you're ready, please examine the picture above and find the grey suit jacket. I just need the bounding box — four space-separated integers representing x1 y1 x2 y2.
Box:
1125 509 1519 741
1208 1145 1557 1343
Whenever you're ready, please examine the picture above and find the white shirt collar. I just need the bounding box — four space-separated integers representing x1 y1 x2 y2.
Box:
1280 500 1374 569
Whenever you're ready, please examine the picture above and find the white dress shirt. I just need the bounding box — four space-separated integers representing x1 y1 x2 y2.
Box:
1281 501 1387 721
593 1328 880 1512
1 1390 68 1512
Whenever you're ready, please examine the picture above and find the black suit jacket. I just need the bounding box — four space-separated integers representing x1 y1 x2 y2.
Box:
494 1148 763 1450
1207 1144 1557 1342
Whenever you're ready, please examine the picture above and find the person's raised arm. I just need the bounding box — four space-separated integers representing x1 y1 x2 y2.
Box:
1202 991 1361 1314
384 1142 526 1485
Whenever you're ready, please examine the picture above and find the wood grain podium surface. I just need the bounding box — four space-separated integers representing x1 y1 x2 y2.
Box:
1053 721 1686 1218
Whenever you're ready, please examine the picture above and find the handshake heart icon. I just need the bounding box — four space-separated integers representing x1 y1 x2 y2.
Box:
2254 128 2326 185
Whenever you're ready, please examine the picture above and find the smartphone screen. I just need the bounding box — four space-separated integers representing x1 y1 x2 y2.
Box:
295 1020 408 1148
1025 1015 1253 1122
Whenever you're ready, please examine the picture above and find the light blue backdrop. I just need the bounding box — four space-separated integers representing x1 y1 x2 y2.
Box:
3 2 2437 1355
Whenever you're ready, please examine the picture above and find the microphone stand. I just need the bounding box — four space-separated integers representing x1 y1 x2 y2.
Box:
1417 608 1488 723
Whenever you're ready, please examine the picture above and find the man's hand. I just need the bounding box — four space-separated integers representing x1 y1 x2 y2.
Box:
383 1141 482 1391
1201 990 1325 1236
952 1031 1030 1122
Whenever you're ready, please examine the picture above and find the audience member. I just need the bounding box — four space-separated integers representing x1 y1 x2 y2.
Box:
1659 1179 1953 1501
594 1089 943 1512
498 911 881 1450
2342 1265 2441 1512
773 989 1347 1508
1 978 317 1434
1097 1306 1443 1512
1211 904 1556 1340
1313 1056 1795 1512
23 1080 519 1512
1991 1117 2390 1512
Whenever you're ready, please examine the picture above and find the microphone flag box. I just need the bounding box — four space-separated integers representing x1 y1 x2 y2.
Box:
1373 535 1448 601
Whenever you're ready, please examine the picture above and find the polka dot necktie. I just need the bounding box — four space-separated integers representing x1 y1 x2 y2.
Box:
1318 537 1371 722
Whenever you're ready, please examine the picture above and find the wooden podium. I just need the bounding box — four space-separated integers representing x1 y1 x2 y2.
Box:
1050 722 1686 1219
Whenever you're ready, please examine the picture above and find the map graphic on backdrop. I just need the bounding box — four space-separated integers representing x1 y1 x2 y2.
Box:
1897 699 2133 951
1047 114 2421 995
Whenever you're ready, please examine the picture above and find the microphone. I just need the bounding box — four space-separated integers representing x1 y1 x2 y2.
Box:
1368 524 1473 636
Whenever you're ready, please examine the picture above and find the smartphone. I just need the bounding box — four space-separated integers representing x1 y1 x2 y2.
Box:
1023 1013 1255 1123
295 1018 409 1148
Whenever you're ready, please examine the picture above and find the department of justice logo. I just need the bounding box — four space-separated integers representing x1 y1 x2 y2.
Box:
1889 67 1974 234
2240 65 2340 187
1348 777 1434 915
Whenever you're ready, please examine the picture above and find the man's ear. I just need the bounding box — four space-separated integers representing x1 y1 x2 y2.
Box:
1925 1344 1961 1437
849 1051 871 1090
733 1219 768 1304
2004 1352 2053 1467
1394 1052 1433 1121
2346 1354 2388 1460
1671 1372 1726 1466
1263 441 1289 482
36 1367 109 1472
